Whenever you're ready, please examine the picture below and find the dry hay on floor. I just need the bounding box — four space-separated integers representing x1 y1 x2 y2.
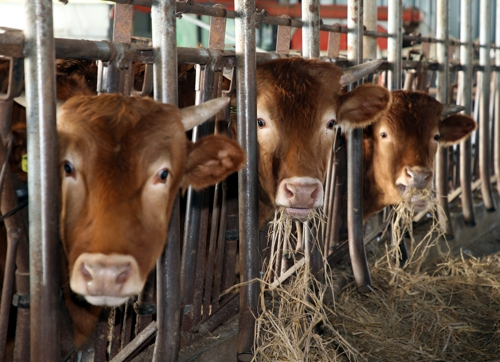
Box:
253 191 500 361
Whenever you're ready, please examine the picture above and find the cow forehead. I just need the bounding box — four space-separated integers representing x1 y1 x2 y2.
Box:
256 58 343 128
58 95 187 191
381 91 442 137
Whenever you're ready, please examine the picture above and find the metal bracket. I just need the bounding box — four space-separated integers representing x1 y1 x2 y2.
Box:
0 57 24 101
12 293 30 308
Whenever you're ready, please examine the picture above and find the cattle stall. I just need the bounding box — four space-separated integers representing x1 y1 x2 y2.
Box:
0 0 499 361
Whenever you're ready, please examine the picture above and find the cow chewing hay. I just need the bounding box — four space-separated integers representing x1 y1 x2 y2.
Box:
250 192 500 361
381 187 449 273
253 210 358 361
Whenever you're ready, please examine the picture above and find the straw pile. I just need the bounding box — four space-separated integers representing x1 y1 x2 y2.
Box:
252 190 500 361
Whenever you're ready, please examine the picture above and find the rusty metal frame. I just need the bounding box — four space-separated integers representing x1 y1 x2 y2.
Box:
1 0 500 361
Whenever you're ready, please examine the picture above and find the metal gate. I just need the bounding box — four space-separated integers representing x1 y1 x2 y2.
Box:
0 0 499 361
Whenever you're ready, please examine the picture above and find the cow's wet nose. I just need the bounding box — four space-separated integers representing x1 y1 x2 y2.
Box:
276 177 324 210
70 253 144 306
81 260 131 286
404 167 432 189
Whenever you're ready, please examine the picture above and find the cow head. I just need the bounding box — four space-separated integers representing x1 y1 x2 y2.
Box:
363 90 477 218
58 94 245 306
255 58 391 224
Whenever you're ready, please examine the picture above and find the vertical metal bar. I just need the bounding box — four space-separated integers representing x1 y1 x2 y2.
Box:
363 0 377 60
302 0 320 59
388 0 402 91
151 0 180 360
235 0 259 358
459 0 476 226
110 3 134 95
479 0 497 211
436 0 454 236
347 0 371 292
24 0 60 360
496 0 500 193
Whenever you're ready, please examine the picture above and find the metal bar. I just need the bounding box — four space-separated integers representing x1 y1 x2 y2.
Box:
347 0 371 293
151 0 180 360
459 0 476 226
276 15 292 54
235 0 259 357
110 321 157 362
435 0 454 236
479 0 497 211
496 0 500 193
388 0 402 90
0 226 19 362
180 65 212 336
301 0 320 59
23 0 60 360
363 0 377 60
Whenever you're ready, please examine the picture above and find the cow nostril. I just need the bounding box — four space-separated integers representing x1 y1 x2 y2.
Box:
284 183 295 199
115 265 131 285
311 186 320 200
406 168 413 179
81 263 92 282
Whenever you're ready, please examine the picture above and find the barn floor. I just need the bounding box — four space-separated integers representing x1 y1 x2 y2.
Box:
129 190 500 362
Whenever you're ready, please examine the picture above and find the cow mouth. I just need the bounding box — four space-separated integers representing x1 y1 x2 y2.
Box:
396 185 429 211
284 207 314 221
84 295 131 307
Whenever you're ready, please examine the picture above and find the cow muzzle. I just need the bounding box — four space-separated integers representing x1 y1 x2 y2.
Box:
275 177 324 220
396 166 433 211
70 253 144 307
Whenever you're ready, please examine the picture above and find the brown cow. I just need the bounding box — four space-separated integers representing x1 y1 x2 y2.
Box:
361 90 477 220
56 94 245 346
253 57 392 226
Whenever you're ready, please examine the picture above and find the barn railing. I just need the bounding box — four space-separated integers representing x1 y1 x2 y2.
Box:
1 0 500 361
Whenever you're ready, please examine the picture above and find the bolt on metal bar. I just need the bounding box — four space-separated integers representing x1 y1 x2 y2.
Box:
459 0 476 226
496 0 500 194
151 0 181 360
23 0 61 360
478 0 497 212
388 0 402 90
235 0 259 358
435 0 454 236
347 0 371 293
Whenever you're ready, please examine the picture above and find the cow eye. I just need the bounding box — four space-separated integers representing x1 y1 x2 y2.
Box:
327 120 336 129
63 161 75 176
257 118 266 128
434 134 440 141
157 169 169 183
381 132 388 138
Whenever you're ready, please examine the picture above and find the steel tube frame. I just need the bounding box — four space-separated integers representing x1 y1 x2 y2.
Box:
479 0 497 212
23 0 60 360
301 0 320 59
388 0 402 91
435 0 454 236
459 0 476 226
235 0 259 358
363 0 377 60
496 0 500 192
151 0 181 360
347 0 371 292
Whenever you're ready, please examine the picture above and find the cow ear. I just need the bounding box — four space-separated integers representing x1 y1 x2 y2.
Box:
336 84 391 131
439 114 477 146
182 135 246 191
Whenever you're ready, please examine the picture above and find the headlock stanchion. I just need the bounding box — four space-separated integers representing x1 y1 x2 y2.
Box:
1 0 500 361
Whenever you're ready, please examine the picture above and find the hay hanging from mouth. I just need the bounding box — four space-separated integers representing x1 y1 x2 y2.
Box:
379 188 448 273
254 208 359 361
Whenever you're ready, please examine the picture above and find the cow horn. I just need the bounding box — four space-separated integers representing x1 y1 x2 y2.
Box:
14 93 65 113
340 59 384 87
180 97 230 131
441 104 466 118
